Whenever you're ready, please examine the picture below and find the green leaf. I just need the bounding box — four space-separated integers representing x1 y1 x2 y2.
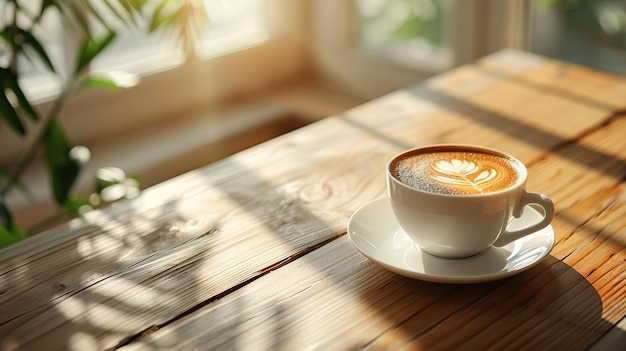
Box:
0 166 9 184
81 75 123 92
63 196 92 215
128 0 151 12
0 202 25 248
0 166 34 202
0 87 25 135
75 30 117 74
0 201 11 228
18 28 56 73
61 0 91 33
83 1 117 31
0 28 19 52
0 224 26 249
116 0 134 13
39 0 61 19
49 2 78 31
43 121 82 204
149 1 178 32
81 71 139 92
101 0 135 25
0 67 39 122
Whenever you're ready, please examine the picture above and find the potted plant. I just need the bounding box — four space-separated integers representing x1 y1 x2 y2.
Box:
0 0 208 248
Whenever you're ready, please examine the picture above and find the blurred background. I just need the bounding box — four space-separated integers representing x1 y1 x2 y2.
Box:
2 0 626 229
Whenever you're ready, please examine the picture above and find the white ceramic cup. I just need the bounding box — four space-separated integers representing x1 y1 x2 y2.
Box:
387 144 554 259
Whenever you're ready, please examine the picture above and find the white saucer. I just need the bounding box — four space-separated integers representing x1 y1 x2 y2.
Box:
347 197 555 284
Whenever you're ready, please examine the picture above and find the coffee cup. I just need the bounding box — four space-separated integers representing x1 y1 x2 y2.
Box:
387 144 554 259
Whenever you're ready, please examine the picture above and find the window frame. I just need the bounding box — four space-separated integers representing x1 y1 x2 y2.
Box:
0 0 309 163
309 0 529 99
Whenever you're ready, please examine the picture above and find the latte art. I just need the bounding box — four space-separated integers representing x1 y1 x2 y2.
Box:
430 159 499 192
391 149 520 195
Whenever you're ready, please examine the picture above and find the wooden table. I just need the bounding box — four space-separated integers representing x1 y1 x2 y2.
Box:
1 50 625 350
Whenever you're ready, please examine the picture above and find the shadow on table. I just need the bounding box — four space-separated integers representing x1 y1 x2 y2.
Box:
340 77 625 251
123 71 624 349
167 71 624 349
125 147 621 350
351 255 623 349
405 83 626 180
335 77 625 347
1 59 625 351
0 194 220 350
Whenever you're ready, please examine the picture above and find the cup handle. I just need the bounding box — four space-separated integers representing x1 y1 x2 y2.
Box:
493 192 555 247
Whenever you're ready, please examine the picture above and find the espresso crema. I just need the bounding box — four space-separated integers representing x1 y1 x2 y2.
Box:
391 148 521 195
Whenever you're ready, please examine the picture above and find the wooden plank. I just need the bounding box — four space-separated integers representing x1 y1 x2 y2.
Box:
0 115 402 350
115 181 626 351
1 50 624 350
526 114 626 211
465 185 626 351
378 116 626 349
113 235 482 351
347 62 616 167
116 113 626 350
476 50 626 111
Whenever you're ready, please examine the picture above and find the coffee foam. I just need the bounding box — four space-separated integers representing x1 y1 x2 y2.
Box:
391 149 520 195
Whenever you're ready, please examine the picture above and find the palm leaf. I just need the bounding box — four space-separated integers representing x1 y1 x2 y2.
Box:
0 86 25 135
61 1 91 33
126 0 150 12
18 28 56 73
101 0 137 25
43 121 82 205
149 1 178 33
81 1 114 31
74 30 117 74
0 28 18 52
81 74 124 92
0 201 11 229
39 0 57 18
0 67 38 122
81 70 139 91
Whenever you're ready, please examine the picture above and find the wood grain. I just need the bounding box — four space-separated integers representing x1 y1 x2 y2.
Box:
115 184 626 351
477 50 626 111
0 117 393 350
117 179 625 350
1 50 625 351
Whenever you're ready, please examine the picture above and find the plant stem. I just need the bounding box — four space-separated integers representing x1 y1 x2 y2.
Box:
9 0 18 75
0 88 69 199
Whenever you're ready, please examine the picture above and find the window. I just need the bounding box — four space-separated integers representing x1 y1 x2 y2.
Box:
310 0 487 99
1 0 305 163
13 0 269 98
92 0 268 73
529 0 626 76
356 0 447 68
313 0 626 99
195 0 268 58
2 0 308 231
